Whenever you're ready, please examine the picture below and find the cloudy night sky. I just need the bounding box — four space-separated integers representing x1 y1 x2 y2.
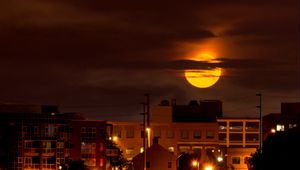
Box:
0 0 299 121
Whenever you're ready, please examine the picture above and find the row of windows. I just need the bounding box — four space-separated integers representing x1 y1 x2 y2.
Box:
114 129 215 139
231 156 250 165
218 134 259 142
218 122 259 131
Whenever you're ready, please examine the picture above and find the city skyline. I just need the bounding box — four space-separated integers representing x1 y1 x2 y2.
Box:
0 0 299 121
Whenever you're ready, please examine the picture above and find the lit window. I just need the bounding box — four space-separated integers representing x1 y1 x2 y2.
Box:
276 124 284 131
140 147 144 153
168 147 174 153
100 158 104 167
126 149 134 155
179 146 190 153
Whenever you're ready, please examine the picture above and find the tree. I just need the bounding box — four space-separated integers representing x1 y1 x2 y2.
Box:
107 139 133 170
248 127 300 170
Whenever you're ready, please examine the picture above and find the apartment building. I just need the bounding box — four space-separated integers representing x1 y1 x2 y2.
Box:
217 118 260 170
108 100 222 167
109 121 219 162
0 104 108 170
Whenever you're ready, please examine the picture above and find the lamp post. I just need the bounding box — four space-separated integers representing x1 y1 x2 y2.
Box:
192 160 199 170
256 93 263 153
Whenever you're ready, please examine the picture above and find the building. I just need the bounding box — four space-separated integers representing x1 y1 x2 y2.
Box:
0 104 108 170
132 138 176 170
217 118 260 170
70 120 107 170
263 102 300 139
108 100 222 169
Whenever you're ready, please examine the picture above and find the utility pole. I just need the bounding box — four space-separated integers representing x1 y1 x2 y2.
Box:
140 102 147 170
256 93 263 153
145 93 150 127
141 94 150 170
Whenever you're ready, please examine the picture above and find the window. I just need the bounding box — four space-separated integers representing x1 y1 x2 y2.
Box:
146 161 150 168
100 158 104 167
126 128 134 138
276 124 284 131
230 134 243 141
246 122 259 131
218 122 227 131
246 134 259 142
232 157 240 164
141 130 145 138
154 129 161 138
166 130 174 138
181 130 189 139
113 127 122 138
140 147 144 153
18 157 23 163
168 147 174 153
192 147 202 155
206 131 214 139
230 122 243 131
193 131 201 139
218 133 226 141
125 149 134 155
179 146 190 153
168 162 172 168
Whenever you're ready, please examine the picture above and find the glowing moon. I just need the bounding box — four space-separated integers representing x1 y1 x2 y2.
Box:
184 68 222 88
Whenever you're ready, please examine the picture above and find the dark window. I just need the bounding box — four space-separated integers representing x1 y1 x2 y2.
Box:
206 131 214 139
166 130 174 138
126 128 134 138
218 133 226 141
146 161 150 168
141 130 145 138
232 157 240 164
193 131 201 139
32 156 40 164
246 134 259 142
246 122 259 131
230 134 243 141
181 130 189 139
168 162 172 168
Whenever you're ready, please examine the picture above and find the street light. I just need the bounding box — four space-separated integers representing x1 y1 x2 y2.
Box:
146 128 151 147
192 160 199 170
204 165 213 170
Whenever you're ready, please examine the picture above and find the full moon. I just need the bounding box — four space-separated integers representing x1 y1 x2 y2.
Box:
184 68 222 88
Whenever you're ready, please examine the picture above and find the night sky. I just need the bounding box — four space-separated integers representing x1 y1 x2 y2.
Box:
1 0 299 121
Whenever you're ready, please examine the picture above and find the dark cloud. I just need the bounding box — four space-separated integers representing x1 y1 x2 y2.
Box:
0 0 299 120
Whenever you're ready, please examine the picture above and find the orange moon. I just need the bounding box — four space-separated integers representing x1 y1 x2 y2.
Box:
184 68 222 88
184 53 222 88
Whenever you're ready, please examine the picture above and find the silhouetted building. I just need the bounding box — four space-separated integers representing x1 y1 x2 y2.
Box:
132 138 176 170
0 104 108 170
172 100 223 122
263 102 300 139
